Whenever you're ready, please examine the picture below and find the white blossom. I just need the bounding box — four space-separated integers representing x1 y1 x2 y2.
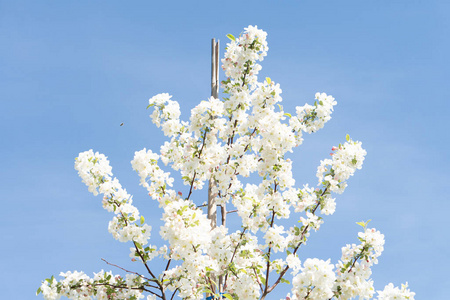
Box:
39 25 412 300
377 282 415 300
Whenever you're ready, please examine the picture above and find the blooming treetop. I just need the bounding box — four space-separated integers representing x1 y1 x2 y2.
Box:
38 26 414 300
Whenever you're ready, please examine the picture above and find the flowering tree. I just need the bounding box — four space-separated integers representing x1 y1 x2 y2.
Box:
38 26 414 300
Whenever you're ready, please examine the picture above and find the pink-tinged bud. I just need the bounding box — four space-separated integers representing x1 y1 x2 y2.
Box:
131 258 136 262
332 146 338 151
178 191 182 196
330 153 334 156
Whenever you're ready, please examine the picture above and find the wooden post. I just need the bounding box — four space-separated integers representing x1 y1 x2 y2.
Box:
207 38 220 298
209 39 227 228
207 38 219 230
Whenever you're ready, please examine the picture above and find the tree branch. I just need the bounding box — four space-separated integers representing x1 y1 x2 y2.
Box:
223 228 247 288
101 258 154 285
267 186 329 294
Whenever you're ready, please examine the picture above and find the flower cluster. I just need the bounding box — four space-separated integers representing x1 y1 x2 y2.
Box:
222 25 268 92
377 283 415 299
38 270 157 300
148 93 183 137
39 26 414 300
317 137 367 194
75 150 152 246
291 258 336 300
294 92 337 134
131 148 174 196
75 150 112 196
333 225 385 299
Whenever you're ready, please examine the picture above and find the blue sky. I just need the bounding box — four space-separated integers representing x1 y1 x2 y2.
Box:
1 0 449 299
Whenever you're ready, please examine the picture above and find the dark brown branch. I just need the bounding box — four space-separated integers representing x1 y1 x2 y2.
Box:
170 288 179 300
187 127 209 201
186 171 197 200
262 204 276 298
161 258 172 282
133 242 166 300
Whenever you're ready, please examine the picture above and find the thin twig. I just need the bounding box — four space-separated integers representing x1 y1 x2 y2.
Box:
252 266 264 292
132 242 166 300
223 227 247 287
101 258 154 284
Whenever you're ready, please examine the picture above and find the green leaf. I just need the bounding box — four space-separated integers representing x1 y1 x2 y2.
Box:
356 219 372 229
226 34 236 41
280 277 291 284
140 215 145 225
352 158 357 165
46 276 54 284
284 113 292 118
277 104 283 111
346 134 350 142
36 287 42 295
223 294 234 300
266 77 271 84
